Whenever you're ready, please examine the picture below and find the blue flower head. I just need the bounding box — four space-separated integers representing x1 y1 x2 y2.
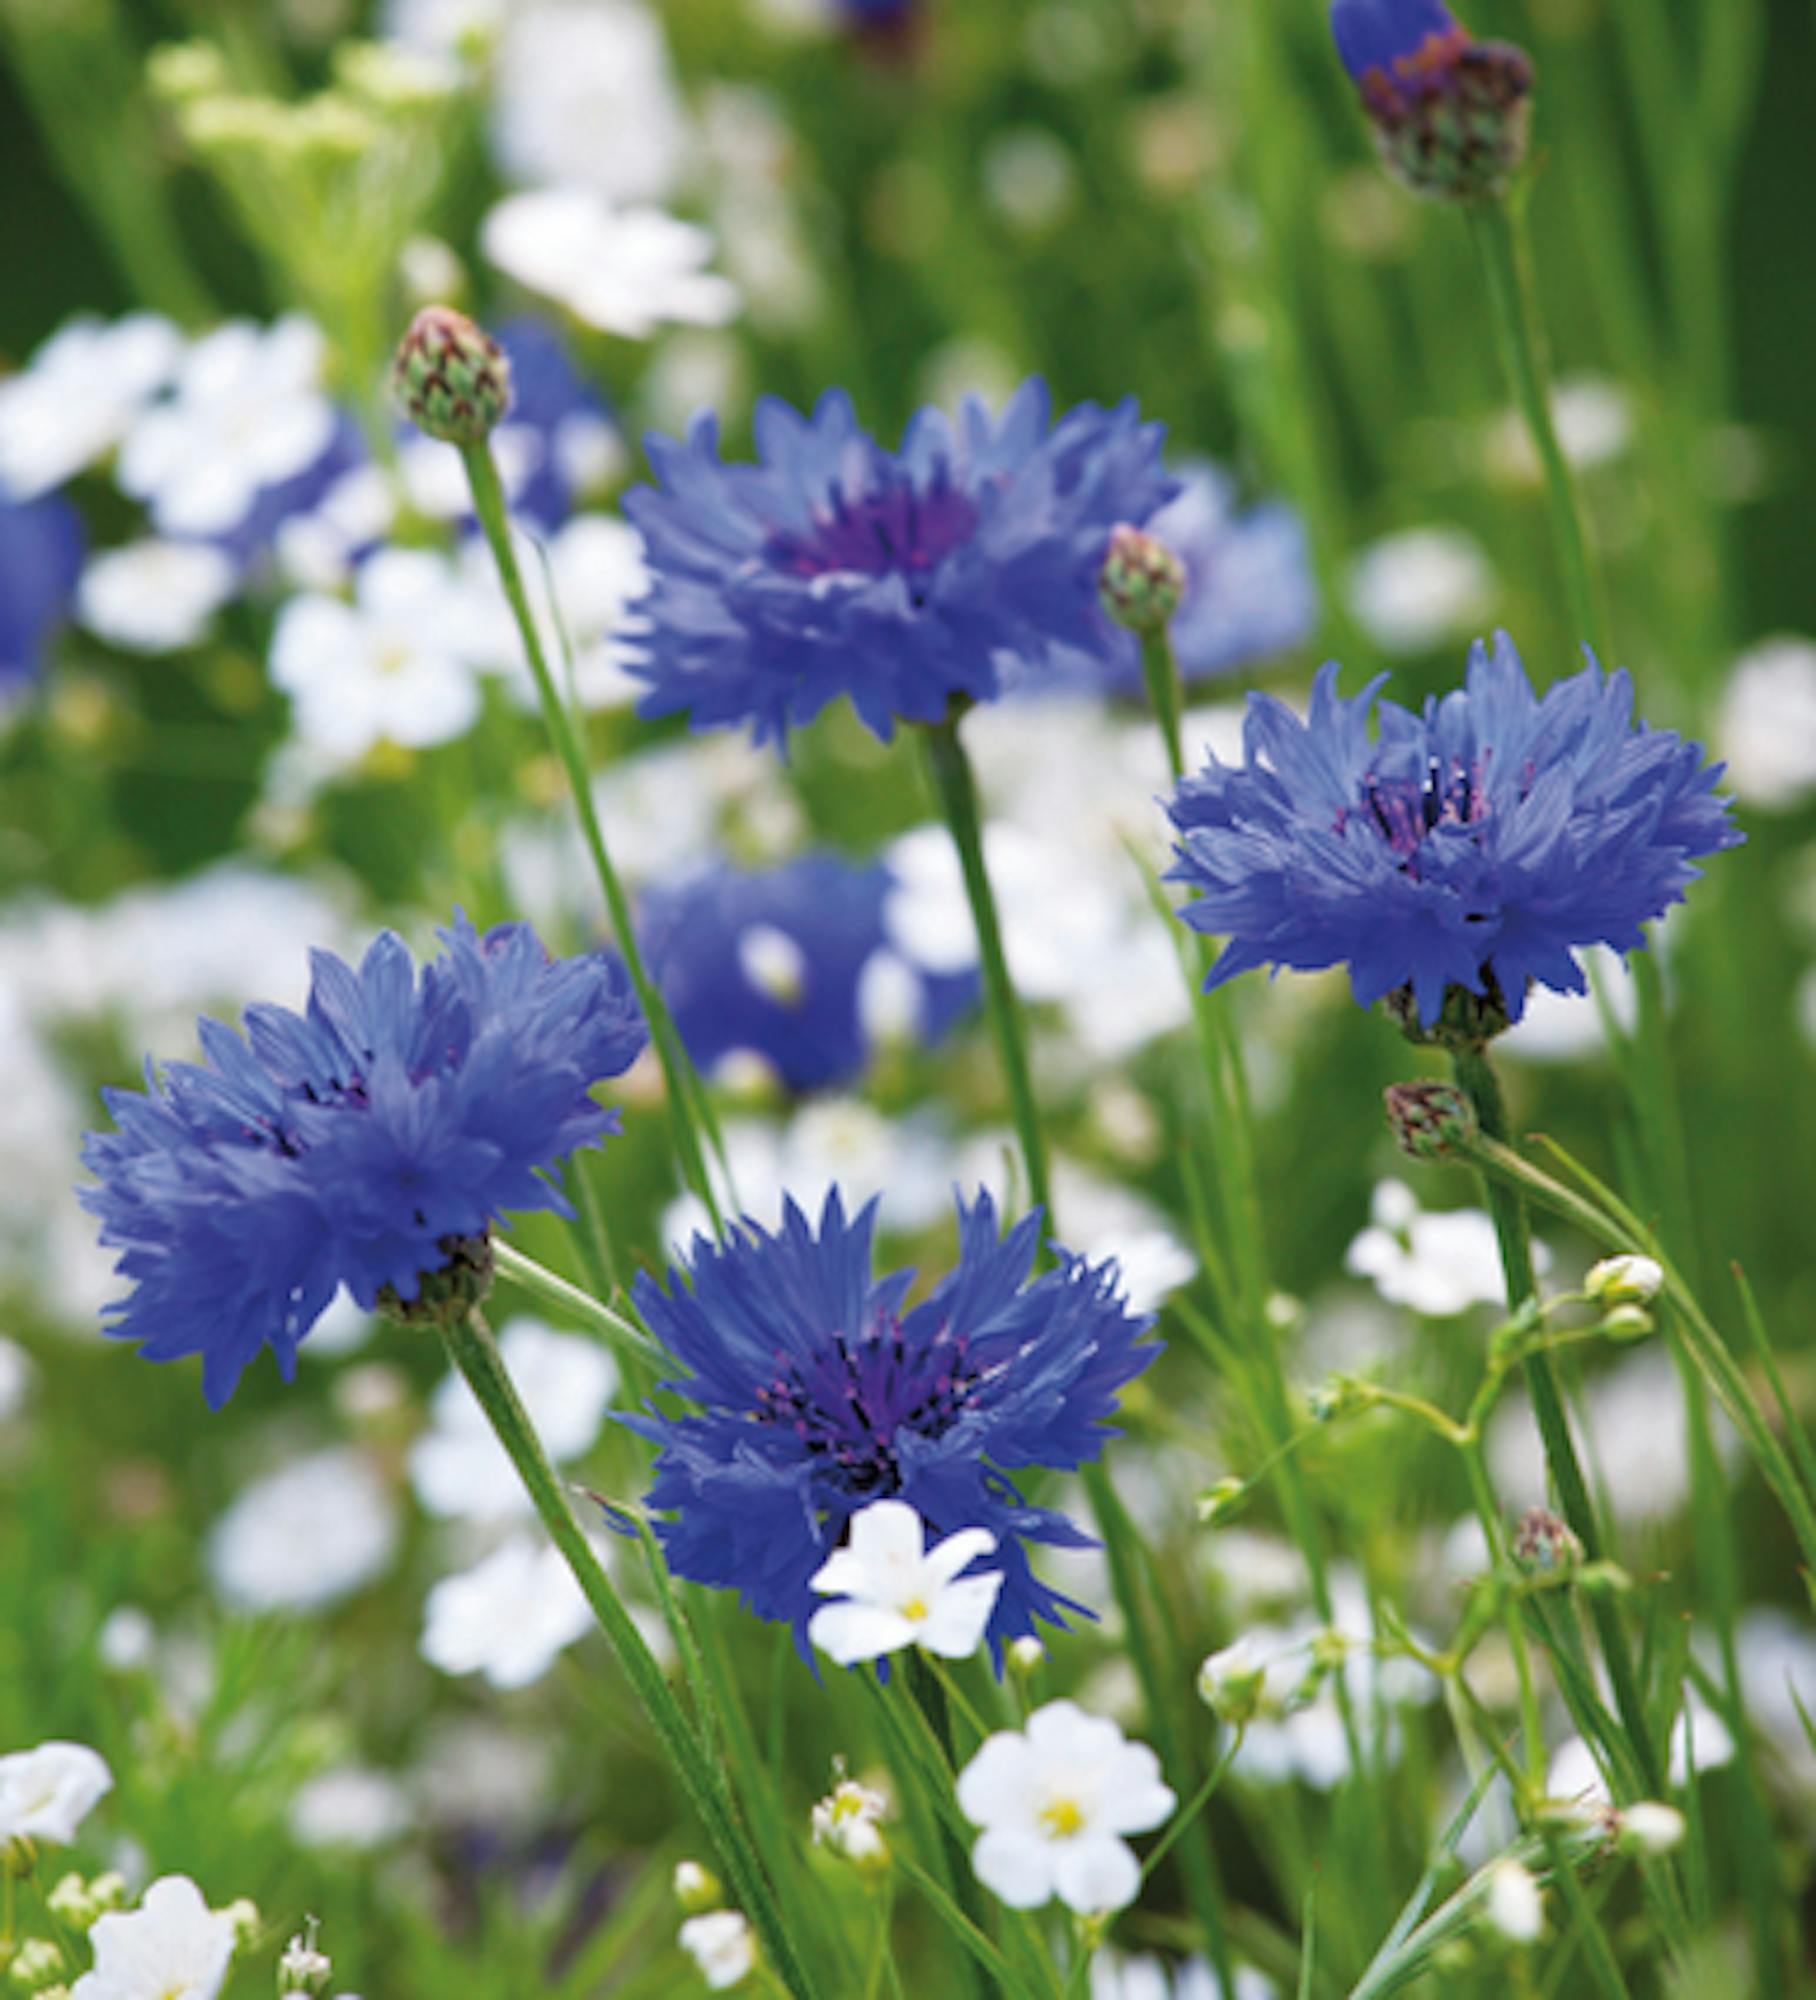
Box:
0 491 84 693
623 378 1176 749
1167 634 1742 1031
641 853 975 1094
625 1189 1156 1662
1329 0 1532 201
80 914 646 1406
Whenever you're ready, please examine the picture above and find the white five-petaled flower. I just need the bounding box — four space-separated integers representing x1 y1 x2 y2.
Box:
807 1499 1003 1667
419 1534 595 1690
70 1875 237 2000
0 1739 113 1844
955 1699 1176 1915
76 539 238 655
677 1908 756 1990
0 313 183 500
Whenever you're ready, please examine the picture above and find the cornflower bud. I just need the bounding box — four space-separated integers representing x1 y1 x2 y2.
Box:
392 306 512 446
1382 1080 1477 1163
1330 0 1533 203
1097 524 1186 633
1511 1506 1583 1578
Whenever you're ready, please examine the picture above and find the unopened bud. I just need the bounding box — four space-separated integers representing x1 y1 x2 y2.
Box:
672 1860 721 1913
1585 1254 1663 1307
1006 1636 1045 1676
1331 3 1533 203
1198 1639 1267 1726
1307 1374 1373 1424
87 1874 126 1915
1196 1476 1245 1525
46 1875 98 1930
1618 1801 1686 1857
1511 1506 1582 1578
392 306 512 446
1601 1303 1654 1342
1098 524 1186 633
221 1899 261 1951
7 1940 63 1994
1383 1080 1477 1162
1481 1856 1544 1943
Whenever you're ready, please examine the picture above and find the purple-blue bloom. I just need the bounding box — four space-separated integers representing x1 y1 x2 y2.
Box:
0 491 84 692
81 914 646 1406
641 854 975 1093
1167 633 1741 1027
625 1189 1155 1661
1329 0 1463 83
622 378 1175 748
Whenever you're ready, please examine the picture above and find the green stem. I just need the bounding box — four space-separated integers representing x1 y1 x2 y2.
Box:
1138 626 1186 786
1448 1045 1659 1793
491 1241 662 1364
1461 1440 1546 1798
1465 201 1607 663
458 440 723 1231
437 1308 818 2000
921 714 1050 1219
905 1654 992 2000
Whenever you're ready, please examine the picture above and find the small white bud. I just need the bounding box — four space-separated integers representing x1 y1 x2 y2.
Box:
1482 1858 1545 1944
1585 1254 1664 1307
672 1860 721 1913
1619 1801 1686 1856
1006 1637 1045 1675
1197 1639 1267 1727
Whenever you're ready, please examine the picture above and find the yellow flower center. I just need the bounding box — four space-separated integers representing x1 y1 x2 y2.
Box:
1039 1796 1086 1840
900 1596 928 1623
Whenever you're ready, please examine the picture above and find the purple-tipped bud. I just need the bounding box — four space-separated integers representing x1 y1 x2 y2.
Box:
1383 1079 1477 1162
1512 1505 1584 1577
392 304 512 445
1098 523 1187 633
1329 0 1532 202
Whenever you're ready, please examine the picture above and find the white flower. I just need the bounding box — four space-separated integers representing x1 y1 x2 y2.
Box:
1091 1954 1275 2000
117 317 336 538
678 1909 756 1990
1346 527 1495 656
207 1448 398 1613
409 1318 617 1522
0 313 182 500
268 547 489 763
955 1699 1175 1914
420 1534 594 1690
810 1775 889 1866
1482 1857 1544 1944
288 1766 412 1851
808 1501 1002 1666
71 1876 236 2000
1584 1254 1664 1307
76 540 237 654
1620 1802 1687 1856
1717 635 1816 811
1346 1180 1548 1318
490 1 689 202
0 1740 113 1843
482 188 739 339
272 465 397 593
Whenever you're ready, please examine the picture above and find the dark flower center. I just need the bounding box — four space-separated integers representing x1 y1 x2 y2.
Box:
768 464 979 595
752 1317 980 1496
1341 753 1488 871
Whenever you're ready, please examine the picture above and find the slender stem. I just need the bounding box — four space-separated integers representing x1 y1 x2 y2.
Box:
491 1241 663 1364
1466 200 1607 663
437 1308 819 2000
458 440 724 1231
1461 1441 1546 1797
905 1654 992 2000
1449 1044 1659 1793
921 714 1050 1219
1138 626 1186 786
1140 1729 1243 1883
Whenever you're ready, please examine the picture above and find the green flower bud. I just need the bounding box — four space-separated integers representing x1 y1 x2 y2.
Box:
392 306 512 446
1097 524 1186 633
1511 1506 1582 1578
672 1860 721 1914
1382 1080 1478 1163
7 1940 63 1995
1601 1303 1655 1342
1198 1640 1267 1726
1196 1476 1245 1525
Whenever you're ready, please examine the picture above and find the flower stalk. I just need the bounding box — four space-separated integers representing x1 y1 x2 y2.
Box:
436 1306 819 2000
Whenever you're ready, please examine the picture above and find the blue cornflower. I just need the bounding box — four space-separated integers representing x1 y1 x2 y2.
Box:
622 378 1175 748
0 491 84 693
641 854 975 1094
80 914 646 1406
1329 0 1532 201
625 1189 1155 1660
1166 633 1742 1030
